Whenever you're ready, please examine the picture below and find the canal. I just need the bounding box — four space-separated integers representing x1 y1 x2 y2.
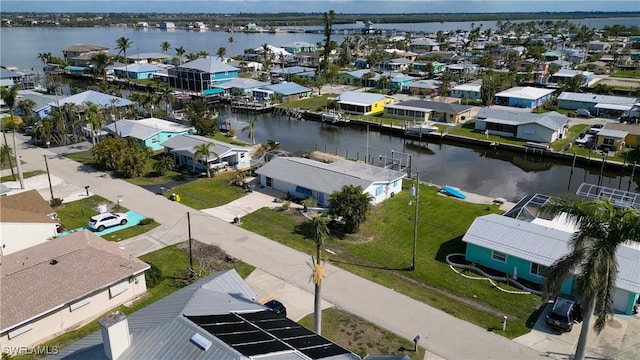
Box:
222 108 638 202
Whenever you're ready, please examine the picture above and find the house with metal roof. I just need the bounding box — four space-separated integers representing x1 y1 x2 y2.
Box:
252 82 312 103
387 72 419 90
16 90 58 118
410 38 441 51
168 57 239 93
494 86 555 109
125 52 172 64
410 61 445 75
40 90 132 119
111 63 165 80
281 41 318 55
462 194 640 315
161 134 253 172
0 230 149 352
475 108 568 143
212 77 270 97
336 91 395 116
548 69 594 87
595 129 629 151
449 84 481 101
384 100 473 124
382 58 413 72
255 157 406 206
104 118 195 151
603 123 640 147
336 69 380 87
557 92 638 119
0 189 58 255
400 79 441 96
49 269 360 360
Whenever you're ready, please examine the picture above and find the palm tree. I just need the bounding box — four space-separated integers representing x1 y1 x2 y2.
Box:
216 47 227 61
154 155 175 176
186 53 199 62
241 117 257 145
540 196 640 360
175 46 185 65
91 53 112 83
193 142 215 177
328 185 373 233
227 36 235 56
84 101 104 144
160 41 171 54
115 37 133 81
17 99 36 126
37 52 51 67
310 215 330 335
0 84 24 189
198 50 210 59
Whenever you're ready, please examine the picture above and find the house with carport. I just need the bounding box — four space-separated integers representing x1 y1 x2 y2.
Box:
255 157 406 206
336 91 395 115
462 193 640 315
104 118 195 151
0 190 58 255
0 230 148 352
475 108 568 143
494 86 555 109
557 92 638 119
384 100 473 124
161 134 253 172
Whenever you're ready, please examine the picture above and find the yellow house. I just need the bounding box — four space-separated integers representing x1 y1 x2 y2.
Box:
603 123 640 147
337 91 395 115
596 128 628 151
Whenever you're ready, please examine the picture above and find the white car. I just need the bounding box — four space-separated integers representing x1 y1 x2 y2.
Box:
88 212 128 232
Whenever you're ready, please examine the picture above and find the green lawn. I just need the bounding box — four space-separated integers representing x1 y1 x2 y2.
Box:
0 170 46 182
66 150 100 168
611 69 640 79
241 184 541 338
125 155 185 186
277 94 338 111
551 124 590 151
15 243 254 360
298 308 426 359
163 171 248 209
446 121 528 146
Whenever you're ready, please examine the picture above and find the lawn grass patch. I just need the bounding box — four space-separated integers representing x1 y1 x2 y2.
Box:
65 150 100 168
298 308 426 359
100 220 160 242
15 242 254 359
125 155 185 186
164 171 247 209
241 184 540 338
446 121 528 146
551 124 590 151
277 94 338 111
0 170 46 182
611 69 640 79
54 195 112 230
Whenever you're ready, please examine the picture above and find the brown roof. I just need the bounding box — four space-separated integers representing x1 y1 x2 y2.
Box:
1 230 149 331
0 189 57 223
604 123 640 136
63 44 109 53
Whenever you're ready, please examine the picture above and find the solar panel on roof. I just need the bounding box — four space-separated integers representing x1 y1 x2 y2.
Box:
234 339 292 356
286 335 332 349
201 322 256 334
216 331 272 345
270 327 316 339
301 344 351 359
186 314 238 325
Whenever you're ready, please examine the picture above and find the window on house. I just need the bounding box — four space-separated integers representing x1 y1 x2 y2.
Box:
603 138 615 146
266 177 272 187
492 250 507 262
375 185 384 196
530 263 548 276
240 153 245 158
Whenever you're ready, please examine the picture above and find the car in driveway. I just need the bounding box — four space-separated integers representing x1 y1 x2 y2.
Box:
88 212 128 232
264 299 287 317
546 297 579 332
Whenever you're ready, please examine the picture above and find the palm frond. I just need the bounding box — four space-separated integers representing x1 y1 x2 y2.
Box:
542 250 584 302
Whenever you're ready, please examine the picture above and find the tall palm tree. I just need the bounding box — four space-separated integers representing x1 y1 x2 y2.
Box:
310 215 329 335
241 117 257 145
84 101 104 144
540 196 640 360
160 41 171 54
193 142 216 177
0 84 24 189
115 37 133 81
198 50 210 59
227 36 235 57
216 47 227 61
37 52 51 67
91 53 112 83
175 46 185 65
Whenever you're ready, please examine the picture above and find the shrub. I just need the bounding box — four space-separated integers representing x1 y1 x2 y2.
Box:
50 198 63 208
145 263 164 288
139 218 154 225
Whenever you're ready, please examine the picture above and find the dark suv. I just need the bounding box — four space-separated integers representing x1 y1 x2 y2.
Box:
264 300 287 317
546 297 579 332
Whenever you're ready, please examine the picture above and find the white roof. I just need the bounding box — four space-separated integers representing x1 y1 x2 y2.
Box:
597 129 628 138
337 91 389 106
594 103 634 111
557 92 637 105
254 44 292 56
104 118 193 140
495 86 555 100
452 84 481 92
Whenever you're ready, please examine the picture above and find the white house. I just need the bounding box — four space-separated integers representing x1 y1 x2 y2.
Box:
160 134 253 172
475 108 568 143
0 189 58 255
0 230 149 351
254 157 407 206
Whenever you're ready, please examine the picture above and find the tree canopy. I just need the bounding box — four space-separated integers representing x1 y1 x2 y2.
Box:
328 185 373 233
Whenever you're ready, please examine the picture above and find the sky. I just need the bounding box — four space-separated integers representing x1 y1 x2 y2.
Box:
1 0 639 14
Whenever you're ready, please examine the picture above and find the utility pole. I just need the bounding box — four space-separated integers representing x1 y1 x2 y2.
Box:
187 212 193 270
44 155 54 200
411 172 419 271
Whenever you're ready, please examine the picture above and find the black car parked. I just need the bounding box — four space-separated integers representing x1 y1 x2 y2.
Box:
264 299 287 317
546 297 581 332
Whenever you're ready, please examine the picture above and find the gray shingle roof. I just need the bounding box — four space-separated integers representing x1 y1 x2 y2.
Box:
476 108 567 131
255 157 405 196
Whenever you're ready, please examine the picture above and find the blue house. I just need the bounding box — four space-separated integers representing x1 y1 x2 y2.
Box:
281 41 317 55
462 194 640 315
494 86 555 108
103 118 195 151
252 82 312 103
168 57 239 93
112 63 164 80
388 72 418 90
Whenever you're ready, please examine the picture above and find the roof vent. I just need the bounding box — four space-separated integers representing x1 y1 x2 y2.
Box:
190 333 212 351
50 259 58 265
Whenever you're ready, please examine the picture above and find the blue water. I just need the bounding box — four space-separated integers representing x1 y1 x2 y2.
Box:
57 210 146 239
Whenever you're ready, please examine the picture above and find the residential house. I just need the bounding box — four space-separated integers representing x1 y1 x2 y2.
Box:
595 129 628 151
292 51 321 67
62 44 110 66
557 92 638 119
410 61 445 74
0 230 148 351
161 134 253 172
336 91 395 116
588 41 611 53
226 59 263 73
419 51 461 64
125 53 173 64
281 40 317 55
475 108 568 143
444 63 479 77
382 58 413 72
548 69 594 87
494 86 555 109
449 84 481 101
168 57 239 93
602 123 640 147
0 68 24 88
410 38 441 52
577 61 609 75
42 90 132 119
104 118 195 151
383 49 418 61
269 66 315 81
401 79 441 96
112 63 164 80
255 157 406 206
212 77 269 98
462 193 640 315
0 190 58 255
384 100 473 124
48 269 362 360
16 89 58 119
337 69 379 87
387 72 419 90
252 82 312 103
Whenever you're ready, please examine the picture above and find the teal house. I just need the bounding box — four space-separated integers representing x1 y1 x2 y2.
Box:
112 63 164 80
388 72 418 90
336 69 380 87
462 194 640 315
168 57 239 92
103 117 195 151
